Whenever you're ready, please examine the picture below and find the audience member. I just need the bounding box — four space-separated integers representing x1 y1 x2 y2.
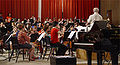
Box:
0 13 3 23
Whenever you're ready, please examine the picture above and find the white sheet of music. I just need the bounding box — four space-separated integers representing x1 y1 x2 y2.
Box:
68 31 76 39
76 31 79 39
37 32 46 41
75 26 87 39
76 26 87 32
87 22 94 32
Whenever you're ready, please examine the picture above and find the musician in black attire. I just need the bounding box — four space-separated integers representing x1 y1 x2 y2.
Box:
0 22 7 36
30 15 36 25
33 17 41 26
100 23 119 65
0 13 3 23
23 18 27 24
86 20 119 65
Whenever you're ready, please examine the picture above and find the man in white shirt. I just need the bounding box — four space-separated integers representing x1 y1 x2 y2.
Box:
86 8 103 31
86 8 103 25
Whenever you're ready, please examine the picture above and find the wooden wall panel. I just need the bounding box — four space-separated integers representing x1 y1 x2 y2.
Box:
100 0 120 25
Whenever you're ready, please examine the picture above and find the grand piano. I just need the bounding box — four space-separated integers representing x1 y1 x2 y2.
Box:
73 21 120 65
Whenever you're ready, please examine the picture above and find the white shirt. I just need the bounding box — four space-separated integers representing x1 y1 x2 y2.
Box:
87 12 103 24
87 12 103 32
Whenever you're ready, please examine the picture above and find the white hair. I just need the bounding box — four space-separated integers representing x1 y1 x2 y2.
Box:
93 8 99 12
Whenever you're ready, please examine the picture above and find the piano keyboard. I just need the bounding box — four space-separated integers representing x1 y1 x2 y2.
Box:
74 43 94 46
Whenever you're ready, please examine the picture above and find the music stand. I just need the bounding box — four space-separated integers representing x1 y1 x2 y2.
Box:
68 23 74 26
76 19 80 23
65 23 74 31
79 22 86 26
63 32 71 41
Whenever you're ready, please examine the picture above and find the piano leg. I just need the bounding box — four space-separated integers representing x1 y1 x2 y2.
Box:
87 51 92 65
111 51 118 65
97 51 102 65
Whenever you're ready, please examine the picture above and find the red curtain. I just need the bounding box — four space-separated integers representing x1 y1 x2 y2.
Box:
0 0 38 20
41 0 62 22
63 0 99 20
63 0 76 19
41 0 50 22
50 0 62 19
41 0 99 22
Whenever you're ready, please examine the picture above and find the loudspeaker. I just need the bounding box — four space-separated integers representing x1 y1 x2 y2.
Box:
50 56 76 65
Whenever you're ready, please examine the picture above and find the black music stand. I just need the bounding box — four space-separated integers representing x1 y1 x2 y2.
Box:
63 32 75 55
65 23 74 31
68 23 74 26
67 31 76 55
76 19 80 23
63 32 71 41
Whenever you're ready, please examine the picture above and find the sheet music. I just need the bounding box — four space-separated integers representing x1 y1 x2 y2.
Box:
68 31 76 39
87 22 94 32
76 26 87 32
75 26 87 39
37 32 46 41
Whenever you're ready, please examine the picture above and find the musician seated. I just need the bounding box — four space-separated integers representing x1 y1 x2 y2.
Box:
0 22 7 36
51 21 68 56
0 13 3 23
34 25 50 55
30 26 39 42
17 24 36 61
118 24 120 28
69 18 73 23
44 17 49 24
30 26 39 47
